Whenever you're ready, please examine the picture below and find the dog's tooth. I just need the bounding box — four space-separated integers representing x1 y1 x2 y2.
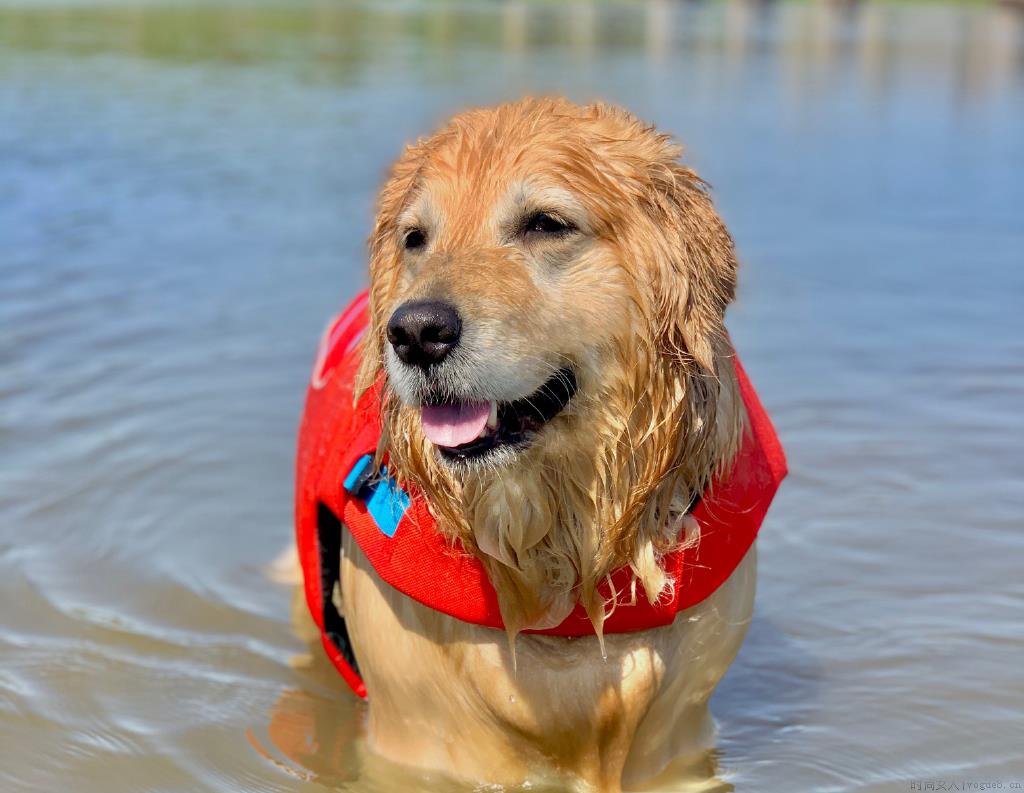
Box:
487 400 499 429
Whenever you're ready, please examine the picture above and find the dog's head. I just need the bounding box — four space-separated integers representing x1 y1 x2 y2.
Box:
357 98 744 637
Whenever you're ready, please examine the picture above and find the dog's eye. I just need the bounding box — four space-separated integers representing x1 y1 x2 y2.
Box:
403 228 426 250
523 212 572 236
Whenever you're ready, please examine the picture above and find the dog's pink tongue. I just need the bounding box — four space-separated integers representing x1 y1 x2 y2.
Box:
420 402 491 448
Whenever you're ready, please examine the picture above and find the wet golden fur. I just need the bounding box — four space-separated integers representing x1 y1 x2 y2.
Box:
306 97 760 791
356 97 745 643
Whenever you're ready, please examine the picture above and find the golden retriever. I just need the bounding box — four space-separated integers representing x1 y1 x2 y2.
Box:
333 97 753 791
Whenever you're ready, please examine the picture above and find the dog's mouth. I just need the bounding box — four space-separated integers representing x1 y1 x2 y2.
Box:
419 368 578 462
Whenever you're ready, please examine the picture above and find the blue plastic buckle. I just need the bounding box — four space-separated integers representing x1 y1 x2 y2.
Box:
342 454 410 538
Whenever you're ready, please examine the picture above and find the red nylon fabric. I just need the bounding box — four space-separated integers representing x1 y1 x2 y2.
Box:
295 291 787 698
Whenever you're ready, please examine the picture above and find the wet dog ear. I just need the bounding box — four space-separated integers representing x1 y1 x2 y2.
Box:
354 143 430 400
631 151 744 484
643 158 738 374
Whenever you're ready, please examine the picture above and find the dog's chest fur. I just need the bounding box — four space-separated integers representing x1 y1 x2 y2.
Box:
340 531 756 791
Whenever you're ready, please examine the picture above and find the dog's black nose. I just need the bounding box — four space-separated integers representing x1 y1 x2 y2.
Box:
387 300 462 368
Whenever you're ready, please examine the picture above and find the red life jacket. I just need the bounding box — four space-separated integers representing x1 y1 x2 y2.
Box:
295 291 787 698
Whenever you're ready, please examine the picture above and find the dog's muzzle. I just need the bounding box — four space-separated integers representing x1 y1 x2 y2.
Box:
421 367 579 461
385 299 578 462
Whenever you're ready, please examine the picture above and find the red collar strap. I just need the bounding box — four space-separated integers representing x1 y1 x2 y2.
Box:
295 291 787 698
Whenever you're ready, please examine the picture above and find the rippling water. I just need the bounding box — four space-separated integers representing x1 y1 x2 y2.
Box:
1 1 1022 790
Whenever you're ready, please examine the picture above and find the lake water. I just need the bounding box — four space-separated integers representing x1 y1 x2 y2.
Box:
1 1 1023 790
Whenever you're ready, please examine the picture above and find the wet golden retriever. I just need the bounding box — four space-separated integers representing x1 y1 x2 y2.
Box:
335 97 753 791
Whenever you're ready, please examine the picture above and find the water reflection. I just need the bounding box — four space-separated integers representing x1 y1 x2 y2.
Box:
260 623 737 792
253 605 821 789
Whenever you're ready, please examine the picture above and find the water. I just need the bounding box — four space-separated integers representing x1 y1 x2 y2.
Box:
1 0 1023 790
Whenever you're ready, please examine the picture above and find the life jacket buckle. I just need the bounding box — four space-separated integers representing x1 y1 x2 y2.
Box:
343 454 376 498
342 454 410 538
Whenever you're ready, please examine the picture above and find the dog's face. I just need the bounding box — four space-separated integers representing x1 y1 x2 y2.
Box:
382 151 631 471
358 98 743 634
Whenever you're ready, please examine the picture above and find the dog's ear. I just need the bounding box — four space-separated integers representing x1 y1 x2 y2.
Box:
637 154 745 480
644 157 738 374
353 144 427 400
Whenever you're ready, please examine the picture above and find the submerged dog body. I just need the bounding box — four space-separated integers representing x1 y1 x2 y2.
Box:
337 98 755 789
340 533 755 790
